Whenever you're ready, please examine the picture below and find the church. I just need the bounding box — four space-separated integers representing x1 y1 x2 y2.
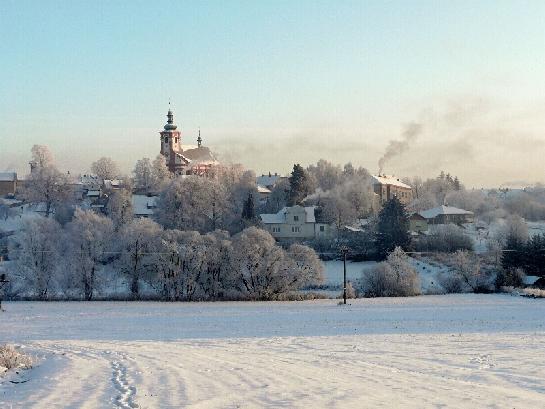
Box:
159 108 218 176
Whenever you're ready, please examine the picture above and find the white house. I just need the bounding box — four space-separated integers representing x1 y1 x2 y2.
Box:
260 205 332 240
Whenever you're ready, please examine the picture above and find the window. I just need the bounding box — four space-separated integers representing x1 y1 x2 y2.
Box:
272 226 280 233
319 225 325 232
292 226 300 233
165 137 169 143
294 215 299 221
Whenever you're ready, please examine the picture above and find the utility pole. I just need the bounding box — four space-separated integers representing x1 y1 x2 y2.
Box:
340 246 349 305
0 273 9 312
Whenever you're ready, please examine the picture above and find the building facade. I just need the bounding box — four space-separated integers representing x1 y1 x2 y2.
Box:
159 108 218 176
372 175 412 205
0 172 17 196
260 205 332 240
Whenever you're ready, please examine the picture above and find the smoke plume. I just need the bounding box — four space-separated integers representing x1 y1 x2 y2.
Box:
378 122 423 174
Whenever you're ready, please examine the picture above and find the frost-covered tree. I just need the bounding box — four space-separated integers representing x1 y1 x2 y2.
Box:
232 227 322 299
117 218 162 298
65 209 113 300
24 166 72 218
362 247 420 297
452 250 492 292
91 157 120 181
133 158 155 193
23 145 72 218
155 176 229 233
30 145 54 170
10 217 62 299
152 154 171 190
106 188 133 230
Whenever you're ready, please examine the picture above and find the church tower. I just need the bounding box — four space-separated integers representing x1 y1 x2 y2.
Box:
159 108 190 174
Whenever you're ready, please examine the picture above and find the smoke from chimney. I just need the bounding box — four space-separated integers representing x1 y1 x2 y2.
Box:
378 122 423 174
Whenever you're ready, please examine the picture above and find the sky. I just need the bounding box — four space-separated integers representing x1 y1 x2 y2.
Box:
1 0 545 187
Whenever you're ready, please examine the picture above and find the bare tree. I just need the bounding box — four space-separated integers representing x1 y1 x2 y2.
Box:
91 157 120 181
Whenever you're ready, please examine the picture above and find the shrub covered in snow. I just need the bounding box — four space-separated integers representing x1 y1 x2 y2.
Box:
414 224 473 253
0 345 33 374
361 247 420 297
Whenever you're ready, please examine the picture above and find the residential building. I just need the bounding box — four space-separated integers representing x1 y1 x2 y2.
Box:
256 173 286 190
372 174 412 205
409 213 428 233
0 173 17 196
132 195 158 218
260 205 332 240
419 205 474 225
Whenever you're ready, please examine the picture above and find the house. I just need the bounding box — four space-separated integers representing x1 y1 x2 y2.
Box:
260 205 332 240
132 195 158 218
372 175 412 205
0 172 17 196
419 205 474 225
257 185 271 204
256 173 285 190
409 213 428 233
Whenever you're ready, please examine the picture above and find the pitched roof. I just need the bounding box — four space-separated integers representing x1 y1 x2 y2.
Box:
257 185 271 194
260 206 316 224
256 174 282 188
371 175 411 189
419 205 474 219
132 195 158 216
0 172 17 182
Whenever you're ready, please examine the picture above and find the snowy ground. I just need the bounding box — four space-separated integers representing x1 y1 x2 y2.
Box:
1 295 545 408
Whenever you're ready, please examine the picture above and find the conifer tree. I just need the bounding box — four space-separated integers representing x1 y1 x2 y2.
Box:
287 164 313 205
241 192 255 220
376 196 411 260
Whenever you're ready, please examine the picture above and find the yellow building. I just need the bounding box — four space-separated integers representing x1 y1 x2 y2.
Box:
372 175 412 205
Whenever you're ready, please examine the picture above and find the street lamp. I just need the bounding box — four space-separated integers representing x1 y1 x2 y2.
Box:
339 246 350 305
0 273 9 312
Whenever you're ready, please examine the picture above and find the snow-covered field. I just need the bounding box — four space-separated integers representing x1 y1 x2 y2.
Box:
1 295 545 408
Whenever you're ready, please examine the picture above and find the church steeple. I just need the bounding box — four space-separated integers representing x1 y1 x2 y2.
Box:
164 103 177 131
197 128 202 148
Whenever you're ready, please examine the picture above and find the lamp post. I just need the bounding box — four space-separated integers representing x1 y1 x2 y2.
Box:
339 246 349 305
0 273 9 312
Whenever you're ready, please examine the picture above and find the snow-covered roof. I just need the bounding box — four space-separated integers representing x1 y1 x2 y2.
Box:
257 185 271 194
86 190 101 197
419 205 474 219
104 179 123 189
260 206 316 224
371 175 411 189
0 172 17 182
257 174 282 188
132 195 158 216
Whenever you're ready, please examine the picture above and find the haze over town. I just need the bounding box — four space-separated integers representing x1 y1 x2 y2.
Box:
2 1 545 187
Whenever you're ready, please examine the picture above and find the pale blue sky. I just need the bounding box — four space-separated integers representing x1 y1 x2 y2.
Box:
1 1 545 186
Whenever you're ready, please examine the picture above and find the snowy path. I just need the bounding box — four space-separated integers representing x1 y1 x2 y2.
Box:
1 295 545 408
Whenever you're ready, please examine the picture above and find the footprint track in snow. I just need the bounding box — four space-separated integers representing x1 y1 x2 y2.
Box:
111 360 138 409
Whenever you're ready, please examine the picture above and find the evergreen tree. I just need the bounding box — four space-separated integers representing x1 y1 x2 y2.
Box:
501 233 526 271
376 196 411 260
524 233 545 275
453 176 461 191
241 191 256 220
287 164 313 205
